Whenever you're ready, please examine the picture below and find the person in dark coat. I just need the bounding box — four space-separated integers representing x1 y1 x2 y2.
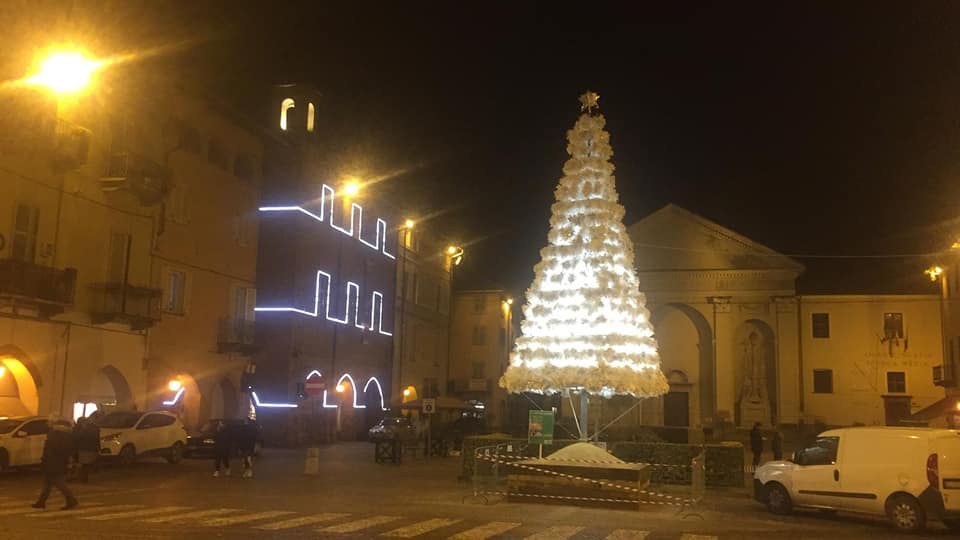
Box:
750 422 764 467
73 418 100 483
772 429 784 461
236 419 257 478
33 417 78 510
212 420 231 477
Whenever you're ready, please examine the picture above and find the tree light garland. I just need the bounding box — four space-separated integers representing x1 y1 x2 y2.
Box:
500 95 669 398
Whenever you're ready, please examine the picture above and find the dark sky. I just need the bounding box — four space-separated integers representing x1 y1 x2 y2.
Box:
12 0 960 296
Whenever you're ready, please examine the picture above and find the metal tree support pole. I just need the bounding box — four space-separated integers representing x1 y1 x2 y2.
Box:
579 391 589 441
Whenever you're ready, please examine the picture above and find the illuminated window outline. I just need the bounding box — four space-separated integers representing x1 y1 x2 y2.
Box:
254 269 393 336
259 183 395 260
280 98 295 131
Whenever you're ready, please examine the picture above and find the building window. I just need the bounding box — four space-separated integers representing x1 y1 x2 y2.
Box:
233 286 255 321
107 232 131 283
233 214 253 247
207 138 229 170
811 313 830 338
472 325 486 346
883 313 904 340
473 296 485 313
12 204 39 262
813 369 833 394
164 270 187 314
233 154 255 181
886 372 906 393
168 181 188 224
472 362 484 379
423 378 438 398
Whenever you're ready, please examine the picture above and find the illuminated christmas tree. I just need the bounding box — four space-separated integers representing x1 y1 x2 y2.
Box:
500 92 668 410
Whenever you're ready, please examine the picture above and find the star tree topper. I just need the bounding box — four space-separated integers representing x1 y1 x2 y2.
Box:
579 90 600 114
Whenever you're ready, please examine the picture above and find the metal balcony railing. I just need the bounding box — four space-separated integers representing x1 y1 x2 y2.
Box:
217 317 256 354
0 259 77 316
89 282 162 330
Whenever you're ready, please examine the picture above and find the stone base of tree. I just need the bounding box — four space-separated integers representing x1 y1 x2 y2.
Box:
507 458 651 510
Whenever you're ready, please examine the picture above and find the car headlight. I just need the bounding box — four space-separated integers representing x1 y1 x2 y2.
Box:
100 433 121 443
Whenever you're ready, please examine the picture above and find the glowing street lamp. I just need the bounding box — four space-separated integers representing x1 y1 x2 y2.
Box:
404 219 415 229
343 181 361 197
446 245 464 266
335 383 346 393
26 50 102 95
0 365 6 379
167 379 182 392
925 266 944 282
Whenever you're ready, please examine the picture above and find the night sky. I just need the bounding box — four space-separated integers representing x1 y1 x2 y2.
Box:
9 1 960 296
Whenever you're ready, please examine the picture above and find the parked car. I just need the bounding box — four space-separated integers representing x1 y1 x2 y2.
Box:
754 427 960 533
185 418 263 458
368 416 417 442
0 416 65 471
95 410 187 465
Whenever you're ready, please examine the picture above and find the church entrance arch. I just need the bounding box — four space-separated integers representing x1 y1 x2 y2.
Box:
651 304 714 427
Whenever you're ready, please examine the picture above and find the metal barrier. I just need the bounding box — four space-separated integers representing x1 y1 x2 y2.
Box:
464 442 528 504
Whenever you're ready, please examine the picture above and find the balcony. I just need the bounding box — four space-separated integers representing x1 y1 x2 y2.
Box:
100 152 169 206
217 317 256 354
52 119 90 171
451 378 491 394
89 282 162 330
0 259 77 317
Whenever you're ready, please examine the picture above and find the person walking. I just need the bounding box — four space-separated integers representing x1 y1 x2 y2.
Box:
237 419 257 479
212 420 231 477
32 416 78 510
73 418 100 483
750 422 764 468
772 429 784 461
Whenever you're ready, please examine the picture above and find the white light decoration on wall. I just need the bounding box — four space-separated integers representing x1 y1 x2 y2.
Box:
280 98 295 131
259 183 395 260
251 391 298 408
255 269 393 336
162 387 185 406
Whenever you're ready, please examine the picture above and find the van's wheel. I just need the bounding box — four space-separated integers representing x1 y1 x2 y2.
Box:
943 519 960 531
119 444 136 466
886 494 926 533
0 449 9 473
166 442 184 464
766 483 793 515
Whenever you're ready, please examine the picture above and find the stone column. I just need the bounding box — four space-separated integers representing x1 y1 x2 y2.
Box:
709 296 734 424
773 296 801 425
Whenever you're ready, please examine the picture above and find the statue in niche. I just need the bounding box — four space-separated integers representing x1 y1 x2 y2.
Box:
739 330 771 426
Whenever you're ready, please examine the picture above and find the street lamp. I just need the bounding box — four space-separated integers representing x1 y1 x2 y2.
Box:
446 245 464 266
343 181 361 197
925 266 944 282
0 365 5 379
404 219 415 229
167 379 182 392
26 50 102 95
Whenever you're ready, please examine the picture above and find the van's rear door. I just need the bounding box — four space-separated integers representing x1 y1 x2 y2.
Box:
938 433 960 512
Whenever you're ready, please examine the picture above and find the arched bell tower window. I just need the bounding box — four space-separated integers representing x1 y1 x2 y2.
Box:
307 102 315 132
280 98 295 131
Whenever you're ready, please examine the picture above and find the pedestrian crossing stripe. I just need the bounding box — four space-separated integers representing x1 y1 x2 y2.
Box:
317 515 401 533
28 503 130 518
84 506 192 521
200 509 296 526
523 525 586 540
141 508 239 523
253 513 349 530
606 530 651 539
383 518 461 537
447 521 522 540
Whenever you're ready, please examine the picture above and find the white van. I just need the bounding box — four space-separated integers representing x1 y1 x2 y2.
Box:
754 427 960 532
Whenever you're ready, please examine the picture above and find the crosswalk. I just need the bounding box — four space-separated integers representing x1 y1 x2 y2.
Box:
0 495 719 539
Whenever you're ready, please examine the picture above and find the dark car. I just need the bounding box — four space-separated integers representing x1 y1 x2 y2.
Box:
368 417 417 442
185 418 263 458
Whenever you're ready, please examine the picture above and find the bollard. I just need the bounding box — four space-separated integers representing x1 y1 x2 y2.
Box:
304 446 320 475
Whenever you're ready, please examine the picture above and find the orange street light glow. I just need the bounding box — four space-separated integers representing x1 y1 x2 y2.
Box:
404 219 415 229
343 181 361 197
336 383 346 393
27 50 102 94
167 379 182 392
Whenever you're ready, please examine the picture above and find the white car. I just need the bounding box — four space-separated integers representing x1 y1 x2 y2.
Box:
96 410 187 465
754 427 960 533
0 416 62 471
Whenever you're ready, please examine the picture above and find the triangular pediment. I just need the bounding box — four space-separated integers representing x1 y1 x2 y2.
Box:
627 204 804 273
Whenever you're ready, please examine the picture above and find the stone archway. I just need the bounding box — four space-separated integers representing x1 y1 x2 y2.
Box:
733 319 777 427
208 378 239 420
0 354 41 416
651 304 715 427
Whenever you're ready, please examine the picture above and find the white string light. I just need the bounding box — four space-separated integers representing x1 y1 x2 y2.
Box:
259 183 395 259
161 387 185 406
254 269 393 336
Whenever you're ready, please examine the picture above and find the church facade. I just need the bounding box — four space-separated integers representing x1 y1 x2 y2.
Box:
627 205 944 430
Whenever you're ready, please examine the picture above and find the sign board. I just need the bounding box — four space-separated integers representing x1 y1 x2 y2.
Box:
528 410 554 445
422 398 436 414
304 373 325 397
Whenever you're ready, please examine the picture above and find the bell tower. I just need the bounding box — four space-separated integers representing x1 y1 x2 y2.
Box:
270 84 321 140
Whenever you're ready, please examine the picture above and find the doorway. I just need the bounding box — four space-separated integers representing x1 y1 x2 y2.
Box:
664 391 690 427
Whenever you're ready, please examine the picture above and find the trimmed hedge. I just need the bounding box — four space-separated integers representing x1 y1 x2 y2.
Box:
461 435 743 488
611 441 744 487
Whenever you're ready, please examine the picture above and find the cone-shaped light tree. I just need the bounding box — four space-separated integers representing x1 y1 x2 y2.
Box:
500 92 668 437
